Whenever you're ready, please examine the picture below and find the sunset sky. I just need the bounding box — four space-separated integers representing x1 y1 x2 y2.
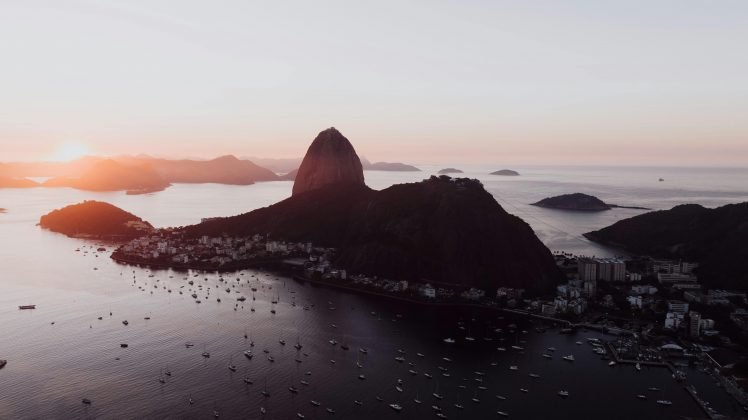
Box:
2 0 747 165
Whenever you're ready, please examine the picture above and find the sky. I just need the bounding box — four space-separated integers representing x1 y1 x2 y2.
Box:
1 0 747 165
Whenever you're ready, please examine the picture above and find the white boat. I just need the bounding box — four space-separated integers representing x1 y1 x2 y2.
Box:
389 403 402 412
558 390 569 398
562 355 575 362
635 363 642 371
443 338 455 344
608 361 616 367
509 365 518 371
497 411 509 417
656 400 672 406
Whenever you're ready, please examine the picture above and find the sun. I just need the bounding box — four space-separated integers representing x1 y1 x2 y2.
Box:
51 141 92 162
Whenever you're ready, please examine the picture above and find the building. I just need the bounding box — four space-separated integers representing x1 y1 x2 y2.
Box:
628 295 643 309
667 300 690 314
583 279 597 297
578 258 597 281
418 284 436 299
597 258 626 282
665 312 685 329
689 311 701 337
658 273 698 285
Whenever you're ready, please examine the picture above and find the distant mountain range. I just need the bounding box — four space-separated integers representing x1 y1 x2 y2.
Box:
585 203 748 290
1 152 420 193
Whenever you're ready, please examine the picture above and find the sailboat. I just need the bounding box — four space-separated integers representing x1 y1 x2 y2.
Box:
228 356 237 372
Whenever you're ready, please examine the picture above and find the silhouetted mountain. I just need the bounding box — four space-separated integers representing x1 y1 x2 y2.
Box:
183 128 561 292
491 169 519 176
0 176 40 188
42 159 170 194
585 203 748 290
292 127 365 196
533 193 611 211
437 168 463 174
115 155 279 184
40 201 153 239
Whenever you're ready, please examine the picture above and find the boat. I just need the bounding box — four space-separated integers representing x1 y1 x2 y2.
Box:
0 360 6 369
519 388 528 393
18 305 36 310
395 386 403 392
279 339 286 346
443 338 455 344
354 400 363 406
562 355 575 362
358 374 366 380
454 403 464 409
497 411 509 417
510 345 523 351
432 393 444 400
359 348 368 354
636 394 647 400
289 386 299 393
82 398 92 405
529 373 540 378
310 400 321 407
395 356 405 363
635 363 641 371
296 413 304 419
497 347 507 352
558 390 569 398
509 365 518 371
542 354 552 359
608 361 616 366
244 350 253 359
260 407 266 414
496 395 507 400
389 403 403 412
547 347 556 352
326 408 335 414
656 400 672 406
122 320 129 326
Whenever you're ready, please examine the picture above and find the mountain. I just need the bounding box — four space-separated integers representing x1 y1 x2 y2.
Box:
114 155 279 184
437 168 463 174
491 169 519 176
183 128 561 292
0 176 40 188
360 157 420 172
42 159 170 194
584 203 748 290
533 193 611 211
292 127 365 196
40 201 153 239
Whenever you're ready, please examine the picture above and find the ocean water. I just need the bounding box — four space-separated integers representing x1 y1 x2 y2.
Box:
1 166 747 419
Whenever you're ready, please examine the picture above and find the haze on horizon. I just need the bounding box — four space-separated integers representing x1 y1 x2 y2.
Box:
1 0 747 166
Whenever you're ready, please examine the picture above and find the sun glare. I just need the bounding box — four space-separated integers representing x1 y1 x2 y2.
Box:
51 141 91 162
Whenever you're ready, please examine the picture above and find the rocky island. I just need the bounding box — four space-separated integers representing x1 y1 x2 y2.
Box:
40 201 153 239
532 193 650 211
172 128 562 292
437 168 463 174
585 202 748 290
491 169 519 176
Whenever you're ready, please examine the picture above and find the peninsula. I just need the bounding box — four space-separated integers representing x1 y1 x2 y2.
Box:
585 202 748 290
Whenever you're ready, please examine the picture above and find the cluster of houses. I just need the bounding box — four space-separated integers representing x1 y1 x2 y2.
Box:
115 232 317 268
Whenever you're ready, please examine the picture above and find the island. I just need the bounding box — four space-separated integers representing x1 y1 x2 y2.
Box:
360 158 420 172
584 202 748 289
491 169 519 176
437 168 463 174
40 201 154 239
532 193 650 211
113 127 562 293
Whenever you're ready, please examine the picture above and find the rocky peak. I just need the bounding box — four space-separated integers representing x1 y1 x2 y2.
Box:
292 127 365 196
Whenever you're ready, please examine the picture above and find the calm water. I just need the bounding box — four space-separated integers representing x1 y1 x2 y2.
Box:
1 166 748 419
